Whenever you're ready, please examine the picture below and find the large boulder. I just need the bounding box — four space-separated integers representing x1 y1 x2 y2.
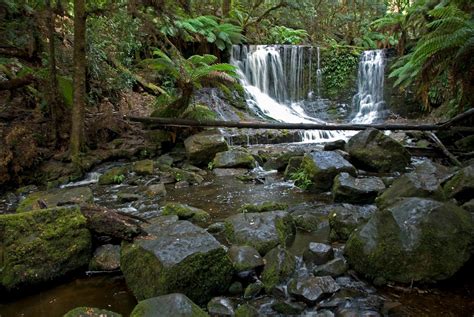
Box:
301 151 356 191
130 293 208 317
328 204 377 241
0 206 91 291
16 187 93 212
184 130 229 166
212 148 256 169
345 198 473 283
443 165 474 204
121 220 232 304
332 173 385 204
224 211 296 255
346 128 411 173
261 246 296 293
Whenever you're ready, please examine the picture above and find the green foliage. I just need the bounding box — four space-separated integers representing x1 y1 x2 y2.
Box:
289 169 312 190
182 104 216 121
267 26 308 45
112 174 125 184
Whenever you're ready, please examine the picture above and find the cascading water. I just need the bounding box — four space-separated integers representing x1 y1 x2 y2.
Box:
351 50 385 123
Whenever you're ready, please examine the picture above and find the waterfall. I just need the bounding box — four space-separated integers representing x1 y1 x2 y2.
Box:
231 45 341 142
351 50 385 123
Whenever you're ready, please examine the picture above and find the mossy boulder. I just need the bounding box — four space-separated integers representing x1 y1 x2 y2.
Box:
238 201 288 213
346 128 411 173
345 198 473 284
332 173 385 204
224 211 296 255
130 293 208 317
261 246 296 293
132 160 154 176
301 151 356 191
63 307 122 317
443 165 474 204
16 187 94 212
184 130 229 166
99 166 129 185
328 204 377 241
162 203 211 226
212 148 256 169
0 206 91 291
121 220 232 304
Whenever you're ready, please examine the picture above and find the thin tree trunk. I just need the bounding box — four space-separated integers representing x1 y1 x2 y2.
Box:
47 0 59 146
70 0 86 164
222 0 231 17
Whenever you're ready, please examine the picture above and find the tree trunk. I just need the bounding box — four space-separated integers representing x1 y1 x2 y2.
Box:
70 0 87 163
47 0 59 146
222 0 231 17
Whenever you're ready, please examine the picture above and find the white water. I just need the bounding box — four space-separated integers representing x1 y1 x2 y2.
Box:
351 50 385 124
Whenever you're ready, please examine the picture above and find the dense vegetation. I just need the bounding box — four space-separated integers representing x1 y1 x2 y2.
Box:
0 0 472 188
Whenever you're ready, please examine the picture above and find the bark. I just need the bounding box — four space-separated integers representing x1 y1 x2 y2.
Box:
0 75 35 90
70 0 87 163
47 0 59 145
222 0 231 17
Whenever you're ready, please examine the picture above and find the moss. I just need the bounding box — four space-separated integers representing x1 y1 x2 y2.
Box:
182 104 216 121
98 166 129 185
162 203 210 226
132 160 154 176
261 247 296 293
235 304 259 317
16 187 94 213
63 307 122 317
238 202 288 213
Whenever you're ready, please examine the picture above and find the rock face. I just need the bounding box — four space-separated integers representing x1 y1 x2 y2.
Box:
184 130 229 166
333 173 385 204
345 198 473 283
0 206 91 291
443 165 474 204
89 244 121 271
301 151 356 191
261 247 296 292
228 245 264 272
213 148 256 169
121 220 232 303
64 307 122 317
16 187 94 212
346 128 411 173
224 211 296 255
328 204 377 241
130 293 208 317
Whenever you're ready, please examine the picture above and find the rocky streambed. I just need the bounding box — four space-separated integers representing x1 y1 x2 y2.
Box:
0 128 473 317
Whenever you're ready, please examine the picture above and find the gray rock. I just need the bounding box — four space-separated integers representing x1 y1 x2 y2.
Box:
284 156 304 180
89 244 120 271
98 166 128 185
244 281 264 299
16 187 94 212
145 183 167 197
443 165 474 204
121 220 232 303
345 198 473 283
130 293 208 317
288 276 340 304
235 304 259 317
462 199 474 213
132 159 154 175
64 307 122 317
207 222 226 234
271 300 306 315
213 168 248 177
301 151 357 191
162 203 211 226
261 246 296 293
228 281 243 295
174 180 190 189
314 258 348 277
324 140 347 151
346 128 411 173
207 297 235 316
228 245 264 272
224 211 296 255
117 192 141 203
333 173 385 204
303 242 334 265
156 154 174 167
313 310 335 317
263 150 304 171
184 131 229 166
213 148 256 169
328 204 377 241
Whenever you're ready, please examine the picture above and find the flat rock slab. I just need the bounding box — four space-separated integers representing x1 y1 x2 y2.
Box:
333 173 385 204
16 187 93 212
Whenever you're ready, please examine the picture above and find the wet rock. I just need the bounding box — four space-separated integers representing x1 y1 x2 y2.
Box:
443 165 474 204
228 245 264 272
145 183 167 197
288 276 340 305
89 244 120 271
121 220 232 303
207 222 226 234
284 156 304 179
271 300 306 315
0 206 91 291
213 168 248 177
132 159 154 175
303 242 334 265
333 173 385 204
244 281 264 299
117 192 141 203
314 258 348 277
174 180 190 188
207 297 235 316
16 187 94 212
63 307 122 317
238 201 288 213
335 308 380 317
228 281 243 295
162 203 211 226
170 167 205 185
99 166 128 185
184 130 229 166
345 198 473 284
156 153 174 167
328 204 377 241
213 148 256 169
462 199 474 213
455 135 474 152
235 304 259 317
346 128 411 173
261 246 296 293
301 151 357 191
324 140 346 151
181 163 207 176
263 150 304 171
130 293 208 317
224 211 296 255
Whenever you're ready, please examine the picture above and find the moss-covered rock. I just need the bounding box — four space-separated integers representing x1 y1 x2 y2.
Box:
263 150 304 171
99 166 129 185
328 204 377 241
238 201 288 213
89 244 121 271
224 211 296 255
235 304 259 317
130 293 208 317
0 206 91 291
228 245 264 272
283 156 304 180
162 203 211 226
346 128 411 173
207 297 235 316
261 246 296 293
121 220 232 304
443 165 474 204
16 187 94 212
63 307 122 317
301 151 356 191
332 173 385 204
212 148 256 169
132 160 154 176
184 130 229 166
345 198 473 284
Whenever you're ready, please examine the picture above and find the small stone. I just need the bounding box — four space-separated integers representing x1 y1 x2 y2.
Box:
271 300 306 315
207 297 235 316
146 183 167 197
117 192 141 203
175 180 190 188
314 258 348 277
303 242 334 265
261 247 296 293
244 281 264 299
